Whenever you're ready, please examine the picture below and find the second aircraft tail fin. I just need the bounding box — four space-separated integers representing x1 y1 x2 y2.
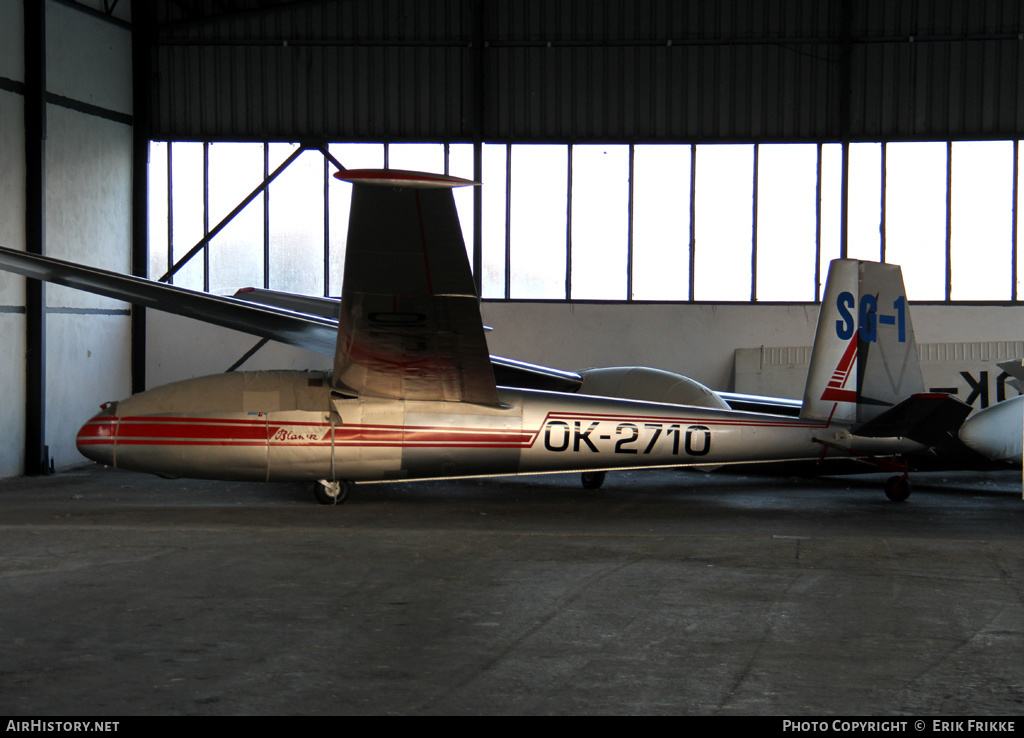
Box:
800 259 924 425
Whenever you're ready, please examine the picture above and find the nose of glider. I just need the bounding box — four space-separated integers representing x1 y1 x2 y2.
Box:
958 396 1023 464
76 402 119 466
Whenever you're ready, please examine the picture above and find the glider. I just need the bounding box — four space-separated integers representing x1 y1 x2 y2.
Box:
0 169 970 503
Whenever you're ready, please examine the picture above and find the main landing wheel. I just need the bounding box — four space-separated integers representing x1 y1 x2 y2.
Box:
314 479 350 505
884 474 911 502
581 471 606 490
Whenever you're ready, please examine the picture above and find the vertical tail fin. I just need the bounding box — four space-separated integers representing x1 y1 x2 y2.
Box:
330 169 500 406
800 259 924 424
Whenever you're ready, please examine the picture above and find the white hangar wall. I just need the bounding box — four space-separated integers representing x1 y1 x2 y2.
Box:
45 2 134 472
0 0 134 476
145 301 1024 411
44 106 133 470
0 0 26 477
479 302 1024 399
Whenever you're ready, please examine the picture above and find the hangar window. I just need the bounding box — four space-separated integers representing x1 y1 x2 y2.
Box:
693 144 755 302
571 145 631 301
506 144 569 300
884 142 949 301
149 139 1023 305
846 142 884 264
631 145 692 301
267 144 324 298
207 142 265 297
950 141 1015 301
755 144 819 303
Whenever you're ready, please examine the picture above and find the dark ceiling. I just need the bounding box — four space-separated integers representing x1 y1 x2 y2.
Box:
145 0 1024 143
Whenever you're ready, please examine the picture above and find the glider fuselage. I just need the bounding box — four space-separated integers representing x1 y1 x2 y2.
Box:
76 369 920 483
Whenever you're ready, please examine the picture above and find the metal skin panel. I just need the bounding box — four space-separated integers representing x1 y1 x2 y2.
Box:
266 409 335 482
77 371 923 484
330 396 406 480
93 416 276 482
76 371 337 482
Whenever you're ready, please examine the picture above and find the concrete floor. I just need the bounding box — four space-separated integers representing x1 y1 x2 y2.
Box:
1 464 1023 716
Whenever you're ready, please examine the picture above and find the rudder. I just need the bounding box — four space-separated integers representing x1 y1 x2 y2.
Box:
800 260 924 424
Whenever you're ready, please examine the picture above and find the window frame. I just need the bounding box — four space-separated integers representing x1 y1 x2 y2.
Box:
148 139 1024 306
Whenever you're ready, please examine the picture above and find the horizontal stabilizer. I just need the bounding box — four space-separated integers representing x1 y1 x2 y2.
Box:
719 391 803 417
852 393 972 446
997 358 1024 393
998 358 1024 380
492 357 582 393
334 169 477 189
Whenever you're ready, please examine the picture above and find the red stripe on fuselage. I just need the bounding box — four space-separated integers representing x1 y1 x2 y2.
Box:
79 409 826 453
78 416 534 450
117 419 269 441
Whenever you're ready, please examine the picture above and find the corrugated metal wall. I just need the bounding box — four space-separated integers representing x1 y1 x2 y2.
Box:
149 0 1024 143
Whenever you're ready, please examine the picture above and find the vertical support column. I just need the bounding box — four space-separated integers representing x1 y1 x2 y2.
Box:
473 140 483 295
471 0 484 296
688 143 696 301
815 143 823 300
838 0 852 261
565 145 573 300
323 150 331 297
626 144 635 302
1011 139 1019 302
23 0 48 475
751 143 759 301
839 143 849 261
263 142 270 289
131 1 153 394
880 141 888 263
945 141 953 300
202 142 210 292
503 143 511 299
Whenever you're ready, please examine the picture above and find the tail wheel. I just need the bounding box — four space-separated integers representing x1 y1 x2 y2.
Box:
884 475 911 502
581 471 606 490
314 479 349 505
